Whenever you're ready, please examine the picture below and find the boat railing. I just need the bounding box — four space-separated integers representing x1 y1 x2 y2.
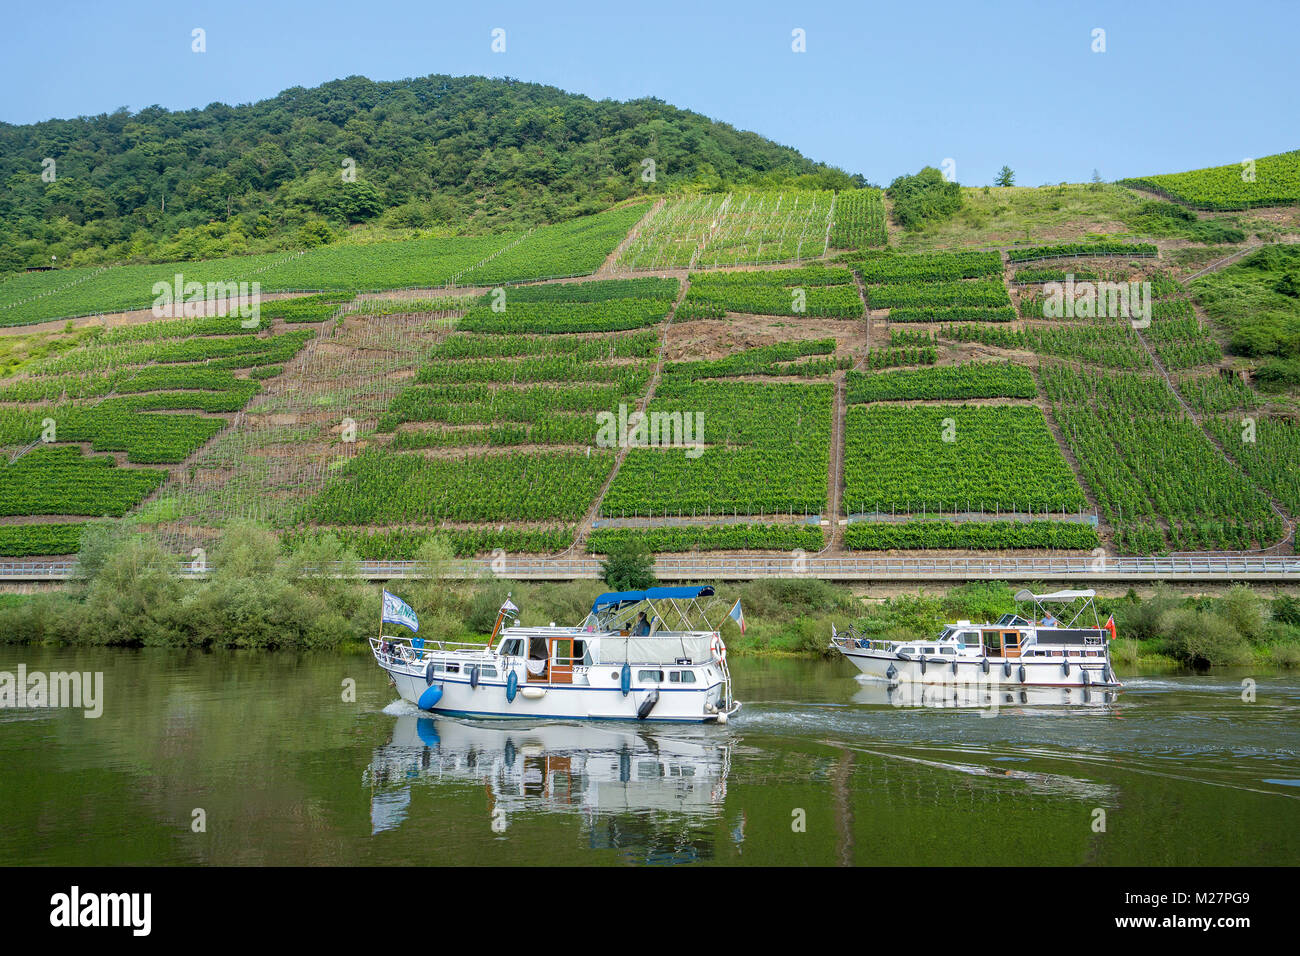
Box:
370 635 494 669
832 630 897 653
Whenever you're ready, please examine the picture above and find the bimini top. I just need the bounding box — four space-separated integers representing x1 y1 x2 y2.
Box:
590 585 715 615
1014 588 1096 603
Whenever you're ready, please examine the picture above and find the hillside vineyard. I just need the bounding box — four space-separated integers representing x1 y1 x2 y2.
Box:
3 144 1300 566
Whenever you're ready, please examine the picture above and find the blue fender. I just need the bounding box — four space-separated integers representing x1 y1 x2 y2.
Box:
469 664 480 690
506 670 518 703
1017 664 1027 683
415 718 440 748
636 688 660 721
417 683 443 711
620 662 632 697
425 661 436 685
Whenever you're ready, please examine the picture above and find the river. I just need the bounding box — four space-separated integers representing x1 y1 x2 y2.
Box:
1 648 1297 865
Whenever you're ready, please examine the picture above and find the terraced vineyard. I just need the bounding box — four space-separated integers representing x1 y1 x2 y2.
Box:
616 190 835 271
1005 241 1158 263
828 189 887 249
286 278 677 554
1120 149 1300 209
0 203 649 328
3 188 1296 563
602 380 833 518
1042 364 1282 553
0 316 315 555
844 520 1098 551
846 362 1036 403
843 404 1089 516
681 265 862 318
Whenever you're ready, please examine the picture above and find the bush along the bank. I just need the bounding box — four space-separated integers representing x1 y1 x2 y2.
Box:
0 530 1296 668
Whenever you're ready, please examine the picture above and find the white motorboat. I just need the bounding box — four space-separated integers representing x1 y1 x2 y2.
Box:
831 588 1122 689
371 585 742 723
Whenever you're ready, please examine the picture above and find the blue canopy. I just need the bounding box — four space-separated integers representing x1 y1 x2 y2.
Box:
590 585 715 615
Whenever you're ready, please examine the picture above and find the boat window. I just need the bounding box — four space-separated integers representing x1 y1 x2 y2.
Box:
901 648 915 655
638 670 664 683
939 647 956 655
574 640 590 666
959 631 979 644
481 666 498 678
669 670 697 684
500 638 524 657
443 663 460 673
922 647 935 654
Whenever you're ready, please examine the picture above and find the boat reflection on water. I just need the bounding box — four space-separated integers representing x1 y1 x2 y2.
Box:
365 714 734 863
852 678 1119 710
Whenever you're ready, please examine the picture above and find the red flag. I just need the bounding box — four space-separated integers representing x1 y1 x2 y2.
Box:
1104 615 1117 642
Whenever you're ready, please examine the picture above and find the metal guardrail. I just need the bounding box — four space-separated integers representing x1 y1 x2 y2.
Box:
3 555 1299 582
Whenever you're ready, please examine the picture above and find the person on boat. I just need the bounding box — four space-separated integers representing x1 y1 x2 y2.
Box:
632 612 652 636
1042 613 1057 627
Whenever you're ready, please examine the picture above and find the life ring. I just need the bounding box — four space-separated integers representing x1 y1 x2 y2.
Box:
711 634 727 662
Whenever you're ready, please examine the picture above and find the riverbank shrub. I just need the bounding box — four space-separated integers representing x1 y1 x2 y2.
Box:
0 535 1297 668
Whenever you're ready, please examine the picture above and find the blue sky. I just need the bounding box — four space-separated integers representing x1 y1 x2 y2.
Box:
5 0 1297 187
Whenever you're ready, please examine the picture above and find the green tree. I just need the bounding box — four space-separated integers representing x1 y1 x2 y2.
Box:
995 166 1015 187
297 219 334 248
599 537 657 591
887 167 963 229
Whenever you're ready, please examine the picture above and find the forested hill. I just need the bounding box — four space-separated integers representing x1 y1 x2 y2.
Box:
0 74 864 271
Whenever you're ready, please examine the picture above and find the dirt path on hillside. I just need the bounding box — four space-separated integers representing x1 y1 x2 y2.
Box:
822 372 846 550
0 290 323 339
595 199 664 277
566 276 692 553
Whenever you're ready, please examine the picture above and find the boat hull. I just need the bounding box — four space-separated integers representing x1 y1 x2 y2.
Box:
386 665 738 723
837 646 1121 688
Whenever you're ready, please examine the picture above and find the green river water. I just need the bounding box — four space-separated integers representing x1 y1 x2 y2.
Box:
1 647 1296 866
